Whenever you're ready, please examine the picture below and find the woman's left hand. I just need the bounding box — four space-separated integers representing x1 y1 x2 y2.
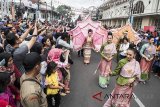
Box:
128 78 135 84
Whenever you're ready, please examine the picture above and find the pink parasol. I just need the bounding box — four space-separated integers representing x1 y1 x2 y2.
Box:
69 15 107 52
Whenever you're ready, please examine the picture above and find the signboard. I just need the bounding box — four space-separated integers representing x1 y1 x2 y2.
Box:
144 26 155 32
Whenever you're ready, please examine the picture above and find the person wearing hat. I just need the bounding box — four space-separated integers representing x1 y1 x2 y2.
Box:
45 61 65 107
20 52 47 107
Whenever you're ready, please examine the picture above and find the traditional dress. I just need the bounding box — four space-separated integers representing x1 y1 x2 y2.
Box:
140 43 156 81
98 42 117 88
103 58 141 107
83 36 93 64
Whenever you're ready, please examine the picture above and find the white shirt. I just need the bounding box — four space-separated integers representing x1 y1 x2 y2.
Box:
58 39 73 49
119 43 129 56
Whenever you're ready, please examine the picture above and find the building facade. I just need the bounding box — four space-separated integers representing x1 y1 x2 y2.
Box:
0 0 60 21
99 0 160 30
22 0 60 21
0 0 10 19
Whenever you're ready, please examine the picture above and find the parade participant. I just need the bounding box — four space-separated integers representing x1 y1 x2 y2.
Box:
20 52 48 107
98 32 117 88
83 29 93 64
140 36 156 83
45 61 64 107
103 48 141 107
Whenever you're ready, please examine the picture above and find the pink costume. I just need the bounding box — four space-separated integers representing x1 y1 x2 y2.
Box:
103 59 141 107
98 43 117 88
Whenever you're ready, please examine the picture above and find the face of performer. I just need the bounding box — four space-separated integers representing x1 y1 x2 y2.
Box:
149 38 154 44
107 35 113 43
126 49 135 61
88 31 93 37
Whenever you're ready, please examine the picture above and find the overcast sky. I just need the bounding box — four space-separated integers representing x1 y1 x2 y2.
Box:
45 0 105 9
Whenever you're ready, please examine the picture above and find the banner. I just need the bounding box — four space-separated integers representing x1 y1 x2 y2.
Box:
144 26 155 32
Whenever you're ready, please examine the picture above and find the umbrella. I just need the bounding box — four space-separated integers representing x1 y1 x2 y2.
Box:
111 24 142 45
69 15 107 52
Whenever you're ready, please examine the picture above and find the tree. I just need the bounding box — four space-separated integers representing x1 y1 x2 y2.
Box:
56 5 71 17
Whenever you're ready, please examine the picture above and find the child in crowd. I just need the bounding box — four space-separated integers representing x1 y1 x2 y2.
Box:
45 61 65 107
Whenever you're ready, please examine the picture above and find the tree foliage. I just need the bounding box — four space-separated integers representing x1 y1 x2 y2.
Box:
56 5 71 16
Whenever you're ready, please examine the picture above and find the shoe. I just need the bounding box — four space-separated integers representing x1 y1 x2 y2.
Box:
99 83 107 89
60 92 67 96
143 81 146 84
65 90 70 94
104 85 108 88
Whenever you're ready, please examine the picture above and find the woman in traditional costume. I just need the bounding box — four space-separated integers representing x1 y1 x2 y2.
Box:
98 32 117 88
103 48 142 107
140 36 156 83
83 29 93 64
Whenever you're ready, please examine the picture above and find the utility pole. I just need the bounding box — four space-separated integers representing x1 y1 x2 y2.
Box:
129 0 134 26
51 0 53 21
156 0 160 13
45 2 47 21
36 0 40 20
19 0 22 18
20 0 21 6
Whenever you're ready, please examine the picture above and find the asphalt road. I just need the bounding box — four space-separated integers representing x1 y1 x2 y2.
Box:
60 51 160 107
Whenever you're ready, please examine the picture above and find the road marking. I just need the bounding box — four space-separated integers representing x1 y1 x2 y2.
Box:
133 93 145 107
93 69 98 75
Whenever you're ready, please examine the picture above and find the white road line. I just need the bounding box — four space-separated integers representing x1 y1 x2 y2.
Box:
133 93 145 107
93 69 98 75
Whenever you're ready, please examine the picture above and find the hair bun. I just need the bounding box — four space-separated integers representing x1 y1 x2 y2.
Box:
108 31 112 35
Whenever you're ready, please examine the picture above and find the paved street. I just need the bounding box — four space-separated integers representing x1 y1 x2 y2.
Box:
61 51 160 107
